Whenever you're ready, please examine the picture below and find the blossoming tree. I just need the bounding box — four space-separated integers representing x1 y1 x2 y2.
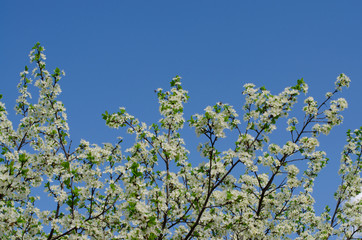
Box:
0 43 361 239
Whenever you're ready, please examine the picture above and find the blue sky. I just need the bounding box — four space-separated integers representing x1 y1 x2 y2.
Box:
1 1 362 218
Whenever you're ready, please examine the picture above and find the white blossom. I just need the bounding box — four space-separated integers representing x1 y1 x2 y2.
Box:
0 45 359 239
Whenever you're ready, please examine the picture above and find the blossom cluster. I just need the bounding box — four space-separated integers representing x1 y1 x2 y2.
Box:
0 44 360 239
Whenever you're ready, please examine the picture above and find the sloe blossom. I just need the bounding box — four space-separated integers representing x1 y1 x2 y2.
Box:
0 44 360 239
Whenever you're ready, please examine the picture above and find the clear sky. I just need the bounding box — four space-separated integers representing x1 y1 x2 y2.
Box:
1 1 362 217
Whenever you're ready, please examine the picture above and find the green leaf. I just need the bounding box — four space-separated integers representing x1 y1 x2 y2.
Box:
21 168 29 175
29 196 35 203
61 161 70 170
19 153 27 163
64 178 71 188
17 217 26 224
226 191 233 200
9 160 15 175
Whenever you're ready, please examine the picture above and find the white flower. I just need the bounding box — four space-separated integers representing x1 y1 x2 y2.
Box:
335 73 351 91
